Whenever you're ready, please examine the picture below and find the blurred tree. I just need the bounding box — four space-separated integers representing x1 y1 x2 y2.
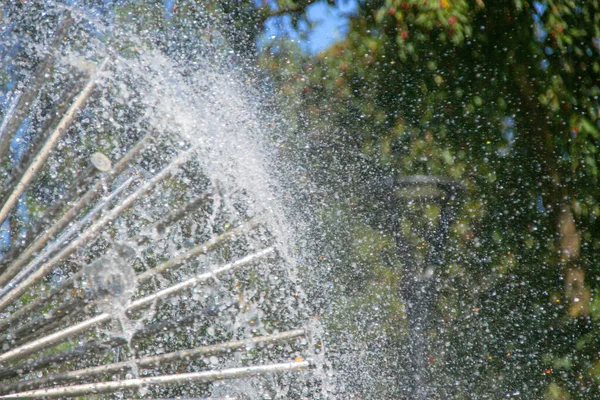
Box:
261 0 600 398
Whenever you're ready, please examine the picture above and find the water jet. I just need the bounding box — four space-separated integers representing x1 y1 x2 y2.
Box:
0 4 318 398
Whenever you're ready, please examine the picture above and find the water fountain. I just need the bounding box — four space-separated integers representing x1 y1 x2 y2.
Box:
0 4 321 398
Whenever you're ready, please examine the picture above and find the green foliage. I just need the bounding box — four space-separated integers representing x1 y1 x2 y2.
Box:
263 0 600 397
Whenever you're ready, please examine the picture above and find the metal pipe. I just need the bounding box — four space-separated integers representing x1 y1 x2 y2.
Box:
0 176 133 293
43 151 112 210
0 329 305 393
137 216 263 282
0 361 311 399
0 213 256 337
0 144 195 313
0 247 275 365
129 246 274 310
0 57 110 229
0 307 225 380
0 13 74 162
4 297 87 348
150 193 212 237
0 72 89 203
16 152 113 240
0 130 154 276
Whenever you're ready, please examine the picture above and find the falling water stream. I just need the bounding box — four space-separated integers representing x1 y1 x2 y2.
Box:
0 3 329 398
0 2 463 399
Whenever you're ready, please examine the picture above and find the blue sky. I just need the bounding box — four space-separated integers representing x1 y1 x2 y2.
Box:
260 0 358 54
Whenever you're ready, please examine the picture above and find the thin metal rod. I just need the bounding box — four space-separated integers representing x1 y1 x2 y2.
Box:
4 297 87 348
31 151 112 217
0 144 194 314
0 361 311 399
129 246 274 310
0 57 110 229
0 13 74 162
0 72 89 205
1 329 305 393
0 307 223 380
0 247 275 365
0 94 21 156
137 216 263 282
0 189 206 338
0 177 134 295
0 129 154 277
150 193 212 237
0 213 257 337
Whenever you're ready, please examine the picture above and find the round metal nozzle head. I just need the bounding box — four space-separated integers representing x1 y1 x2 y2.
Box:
90 152 112 172
83 243 137 303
